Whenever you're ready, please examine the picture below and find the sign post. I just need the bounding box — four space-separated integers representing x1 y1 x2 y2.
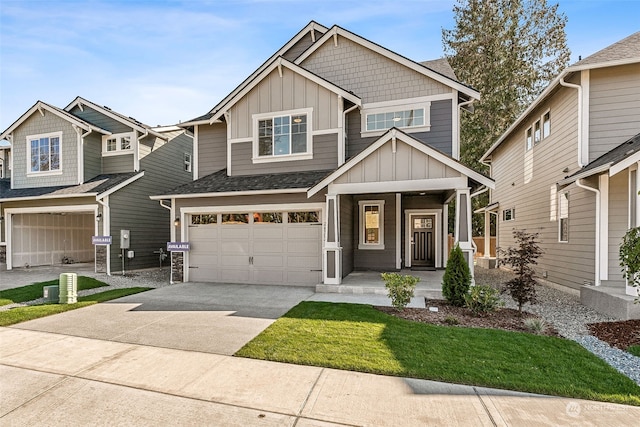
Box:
92 236 112 274
167 242 190 284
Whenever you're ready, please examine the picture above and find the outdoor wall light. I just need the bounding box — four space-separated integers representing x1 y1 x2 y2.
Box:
174 217 180 227
96 213 102 221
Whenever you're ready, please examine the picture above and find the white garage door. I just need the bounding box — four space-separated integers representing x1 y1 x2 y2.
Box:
11 213 94 267
188 211 322 285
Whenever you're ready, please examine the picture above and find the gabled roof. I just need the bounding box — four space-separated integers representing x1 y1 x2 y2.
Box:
150 168 331 199
308 127 493 197
294 25 480 100
0 172 143 202
482 31 640 162
64 96 166 139
0 101 111 140
191 57 362 125
559 132 640 185
420 58 457 81
181 21 329 126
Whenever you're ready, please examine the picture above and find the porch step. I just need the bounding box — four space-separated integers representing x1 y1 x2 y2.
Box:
580 284 640 320
316 284 443 300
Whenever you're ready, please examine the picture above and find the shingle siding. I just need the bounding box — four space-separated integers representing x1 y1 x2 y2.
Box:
11 111 79 189
301 35 451 104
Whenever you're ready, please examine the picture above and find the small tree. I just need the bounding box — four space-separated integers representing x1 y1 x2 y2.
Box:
498 230 543 313
620 227 640 303
442 244 472 306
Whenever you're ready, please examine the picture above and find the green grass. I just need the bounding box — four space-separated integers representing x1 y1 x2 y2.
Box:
629 345 640 357
0 287 151 327
0 276 108 306
236 301 640 406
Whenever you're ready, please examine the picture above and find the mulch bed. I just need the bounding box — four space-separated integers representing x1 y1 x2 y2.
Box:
376 299 558 337
588 320 640 350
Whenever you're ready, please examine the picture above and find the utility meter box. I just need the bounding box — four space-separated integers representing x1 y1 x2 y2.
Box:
120 230 130 249
43 285 59 303
59 273 77 304
127 250 135 259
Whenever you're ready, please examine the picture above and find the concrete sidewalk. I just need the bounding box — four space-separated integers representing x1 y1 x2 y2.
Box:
2 327 638 426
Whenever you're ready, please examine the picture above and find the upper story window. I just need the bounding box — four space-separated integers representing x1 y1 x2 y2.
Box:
27 132 61 175
362 99 431 136
184 153 192 172
253 108 313 163
526 110 551 151
102 132 134 156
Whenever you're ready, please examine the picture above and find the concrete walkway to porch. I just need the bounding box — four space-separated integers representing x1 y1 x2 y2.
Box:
316 269 444 301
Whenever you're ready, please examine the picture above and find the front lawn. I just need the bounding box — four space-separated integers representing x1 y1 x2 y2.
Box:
0 276 107 306
0 287 151 326
236 301 640 406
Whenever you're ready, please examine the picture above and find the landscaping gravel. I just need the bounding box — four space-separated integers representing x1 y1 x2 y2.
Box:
475 267 640 386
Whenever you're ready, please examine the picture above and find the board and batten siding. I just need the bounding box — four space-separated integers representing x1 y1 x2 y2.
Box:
197 123 227 178
301 35 451 104
69 105 134 134
346 99 453 159
491 84 598 290
83 133 102 181
229 67 339 141
608 171 628 282
588 63 640 161
231 133 338 176
11 111 79 189
108 130 192 269
102 154 134 174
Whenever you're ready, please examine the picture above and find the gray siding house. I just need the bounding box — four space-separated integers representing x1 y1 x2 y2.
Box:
480 32 640 319
0 97 193 274
152 22 493 287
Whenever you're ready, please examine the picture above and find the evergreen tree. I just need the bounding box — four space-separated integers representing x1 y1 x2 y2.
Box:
442 244 472 307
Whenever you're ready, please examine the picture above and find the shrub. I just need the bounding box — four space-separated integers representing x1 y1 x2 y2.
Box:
381 273 419 311
442 244 471 307
620 227 640 303
628 345 640 357
498 230 543 313
444 315 459 325
464 285 504 315
523 317 547 335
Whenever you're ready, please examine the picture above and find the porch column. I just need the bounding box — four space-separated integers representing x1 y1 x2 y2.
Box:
455 188 475 283
323 194 342 284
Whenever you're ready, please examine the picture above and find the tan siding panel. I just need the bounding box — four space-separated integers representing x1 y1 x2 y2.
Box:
198 123 227 177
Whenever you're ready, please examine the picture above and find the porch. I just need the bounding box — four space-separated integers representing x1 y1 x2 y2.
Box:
316 269 444 300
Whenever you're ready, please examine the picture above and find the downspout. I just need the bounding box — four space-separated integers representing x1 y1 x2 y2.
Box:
342 104 359 166
80 128 92 184
575 178 600 286
96 197 111 276
559 77 585 167
135 130 148 172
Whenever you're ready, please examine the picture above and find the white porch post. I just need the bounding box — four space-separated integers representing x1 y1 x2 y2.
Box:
455 188 475 283
323 194 342 284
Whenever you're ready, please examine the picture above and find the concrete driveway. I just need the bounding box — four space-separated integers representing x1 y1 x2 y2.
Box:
10 282 315 355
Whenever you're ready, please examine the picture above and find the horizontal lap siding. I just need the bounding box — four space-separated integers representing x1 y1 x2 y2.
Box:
589 64 640 161
231 133 338 175
197 123 227 178
83 133 102 181
492 85 596 289
340 195 354 277
608 171 628 281
69 106 133 134
353 194 396 270
102 154 134 174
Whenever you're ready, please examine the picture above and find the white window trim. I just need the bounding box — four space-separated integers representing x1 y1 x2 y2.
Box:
184 152 192 172
361 101 431 137
525 110 551 152
558 191 569 243
503 207 515 222
26 131 63 176
102 132 135 156
252 107 313 164
358 200 385 250
525 126 533 151
542 109 551 139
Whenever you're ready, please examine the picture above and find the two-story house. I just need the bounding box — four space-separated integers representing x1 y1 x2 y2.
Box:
0 97 193 274
480 32 640 319
151 22 493 287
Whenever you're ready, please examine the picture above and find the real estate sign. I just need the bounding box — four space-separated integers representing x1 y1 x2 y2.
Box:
92 236 112 245
167 242 190 252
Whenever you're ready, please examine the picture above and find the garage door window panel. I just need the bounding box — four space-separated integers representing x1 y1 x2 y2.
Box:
254 212 283 223
222 213 249 224
288 211 320 223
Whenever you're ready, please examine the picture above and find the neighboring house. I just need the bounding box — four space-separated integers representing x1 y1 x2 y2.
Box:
480 32 640 319
151 22 493 287
0 97 193 274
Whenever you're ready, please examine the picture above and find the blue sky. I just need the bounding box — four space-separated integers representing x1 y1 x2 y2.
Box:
1 0 638 131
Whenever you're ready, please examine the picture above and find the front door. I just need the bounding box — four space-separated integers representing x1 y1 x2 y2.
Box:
411 215 435 268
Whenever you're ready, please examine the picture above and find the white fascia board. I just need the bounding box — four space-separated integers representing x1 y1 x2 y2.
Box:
294 26 480 100
610 151 640 177
150 187 308 200
481 71 569 162
97 171 145 199
308 129 493 197
209 57 361 123
202 21 330 121
557 164 611 186
568 57 640 72
328 177 468 195
1 102 109 139
0 193 98 203
178 118 223 127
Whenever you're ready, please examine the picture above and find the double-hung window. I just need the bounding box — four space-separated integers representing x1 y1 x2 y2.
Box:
102 132 134 155
28 132 61 174
253 108 313 162
358 200 385 250
559 192 569 242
